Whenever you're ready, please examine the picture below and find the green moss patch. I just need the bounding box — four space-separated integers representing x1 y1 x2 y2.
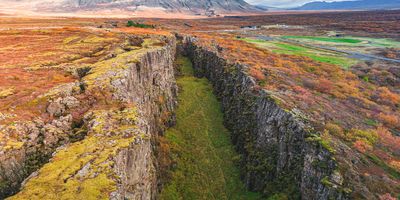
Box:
83 38 164 89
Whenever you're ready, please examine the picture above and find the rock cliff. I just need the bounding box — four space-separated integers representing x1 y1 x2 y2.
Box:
4 36 177 199
183 37 349 199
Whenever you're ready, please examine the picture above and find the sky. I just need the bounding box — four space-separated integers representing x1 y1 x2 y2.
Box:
246 0 353 8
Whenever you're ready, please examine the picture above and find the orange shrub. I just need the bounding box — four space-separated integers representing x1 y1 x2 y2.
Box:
376 87 400 107
333 82 359 99
389 160 400 171
315 78 333 93
354 140 372 153
377 126 400 155
378 113 399 128
292 85 308 95
325 122 344 138
249 68 266 81
379 193 396 200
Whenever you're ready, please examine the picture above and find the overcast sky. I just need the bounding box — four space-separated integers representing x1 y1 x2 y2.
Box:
246 0 353 8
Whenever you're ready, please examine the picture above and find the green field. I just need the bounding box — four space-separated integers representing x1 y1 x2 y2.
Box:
282 36 362 44
160 56 261 200
349 37 400 48
242 38 358 69
282 35 400 48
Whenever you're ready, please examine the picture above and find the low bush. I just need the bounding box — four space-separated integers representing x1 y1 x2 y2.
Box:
378 113 399 129
126 21 155 28
346 128 378 146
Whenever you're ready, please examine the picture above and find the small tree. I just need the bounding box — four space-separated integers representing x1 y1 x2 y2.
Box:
127 20 135 27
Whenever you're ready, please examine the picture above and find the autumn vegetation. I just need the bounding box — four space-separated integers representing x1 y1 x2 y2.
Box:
0 27 125 125
189 30 400 197
0 10 399 199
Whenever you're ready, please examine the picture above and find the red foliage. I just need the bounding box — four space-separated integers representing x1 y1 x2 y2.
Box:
315 78 333 93
353 140 372 153
375 87 400 108
378 113 400 129
292 85 308 95
249 67 266 81
377 126 400 155
379 193 396 200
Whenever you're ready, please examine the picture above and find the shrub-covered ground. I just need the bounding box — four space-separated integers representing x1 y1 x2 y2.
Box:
0 27 124 124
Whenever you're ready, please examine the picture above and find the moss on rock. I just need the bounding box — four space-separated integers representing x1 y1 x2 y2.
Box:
9 107 143 200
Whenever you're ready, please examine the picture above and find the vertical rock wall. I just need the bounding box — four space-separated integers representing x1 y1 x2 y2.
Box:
111 40 177 199
183 38 347 200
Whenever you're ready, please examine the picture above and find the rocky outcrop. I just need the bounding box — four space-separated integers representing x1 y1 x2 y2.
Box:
183 37 348 199
3 36 177 199
0 83 84 198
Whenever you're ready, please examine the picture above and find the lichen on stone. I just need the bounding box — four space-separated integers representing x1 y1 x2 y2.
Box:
9 107 145 200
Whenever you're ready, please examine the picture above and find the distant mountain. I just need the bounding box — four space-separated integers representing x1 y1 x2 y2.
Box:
295 0 400 10
253 4 284 11
61 0 260 12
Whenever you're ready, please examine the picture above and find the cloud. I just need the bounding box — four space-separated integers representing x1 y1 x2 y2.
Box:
245 0 352 8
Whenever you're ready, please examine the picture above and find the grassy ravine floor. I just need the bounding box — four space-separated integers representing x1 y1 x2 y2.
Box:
160 56 262 200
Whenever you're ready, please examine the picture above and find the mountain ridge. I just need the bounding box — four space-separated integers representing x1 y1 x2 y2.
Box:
294 0 400 10
60 0 259 12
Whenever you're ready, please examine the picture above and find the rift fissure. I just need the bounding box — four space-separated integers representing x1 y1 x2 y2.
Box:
183 38 348 199
159 55 261 199
3 36 348 200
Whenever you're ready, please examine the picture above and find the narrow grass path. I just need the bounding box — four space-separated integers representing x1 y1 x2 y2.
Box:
160 56 262 200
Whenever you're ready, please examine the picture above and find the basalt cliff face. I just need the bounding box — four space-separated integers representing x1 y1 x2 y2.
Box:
106 41 178 199
183 37 348 199
3 36 178 199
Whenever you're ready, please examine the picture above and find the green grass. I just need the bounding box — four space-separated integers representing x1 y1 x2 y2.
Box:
348 37 400 48
242 38 357 69
274 42 309 51
160 56 262 200
273 43 357 68
282 36 362 44
283 35 400 48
